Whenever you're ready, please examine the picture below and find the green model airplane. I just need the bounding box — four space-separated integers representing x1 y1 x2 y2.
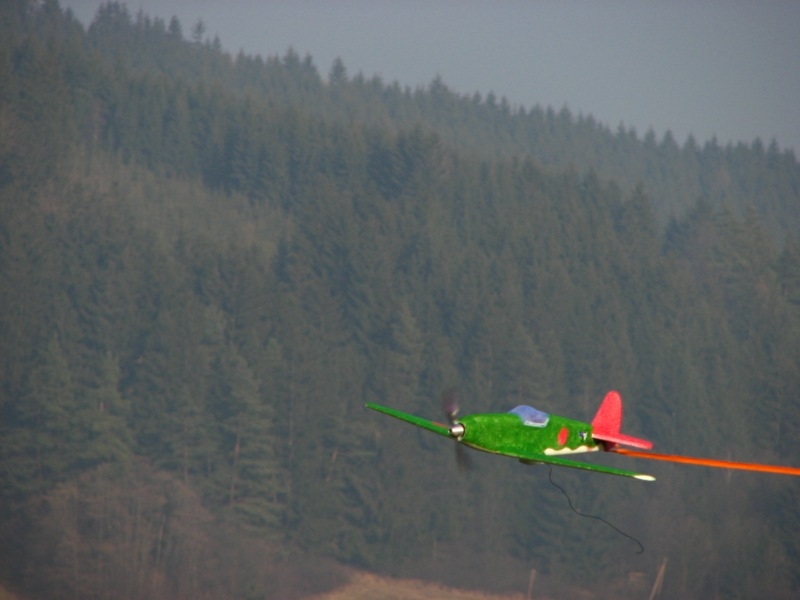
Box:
368 390 800 481
366 390 657 481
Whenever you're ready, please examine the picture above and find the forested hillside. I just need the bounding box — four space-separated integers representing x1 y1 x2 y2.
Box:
1 3 799 599
79 3 800 240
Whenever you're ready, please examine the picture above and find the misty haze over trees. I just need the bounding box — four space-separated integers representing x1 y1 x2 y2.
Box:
1 2 799 599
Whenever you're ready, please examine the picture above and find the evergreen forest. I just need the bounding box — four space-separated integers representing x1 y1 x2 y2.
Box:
2 2 800 598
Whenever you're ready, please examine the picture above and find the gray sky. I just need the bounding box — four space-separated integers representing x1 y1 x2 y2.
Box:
63 1 800 154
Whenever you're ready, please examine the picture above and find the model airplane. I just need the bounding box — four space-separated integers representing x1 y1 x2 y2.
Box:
366 390 800 481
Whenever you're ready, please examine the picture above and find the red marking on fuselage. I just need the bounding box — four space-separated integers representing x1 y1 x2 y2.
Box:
558 427 569 446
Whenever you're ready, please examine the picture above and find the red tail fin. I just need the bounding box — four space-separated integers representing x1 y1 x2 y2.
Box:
591 391 652 450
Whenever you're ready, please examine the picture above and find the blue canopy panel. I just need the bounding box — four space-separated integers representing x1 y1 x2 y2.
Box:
508 405 550 427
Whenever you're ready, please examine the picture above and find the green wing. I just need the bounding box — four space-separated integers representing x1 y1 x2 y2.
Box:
519 454 655 481
365 402 452 437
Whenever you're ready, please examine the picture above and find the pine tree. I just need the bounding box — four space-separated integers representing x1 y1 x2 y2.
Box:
211 346 287 534
4 336 77 498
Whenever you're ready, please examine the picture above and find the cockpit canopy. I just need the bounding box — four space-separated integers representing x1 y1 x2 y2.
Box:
508 405 550 427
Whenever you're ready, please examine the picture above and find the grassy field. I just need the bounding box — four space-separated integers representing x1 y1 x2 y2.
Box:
308 570 534 600
0 585 22 600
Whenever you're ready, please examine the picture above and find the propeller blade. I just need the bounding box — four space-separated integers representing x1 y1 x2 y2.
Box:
441 388 459 424
456 443 473 472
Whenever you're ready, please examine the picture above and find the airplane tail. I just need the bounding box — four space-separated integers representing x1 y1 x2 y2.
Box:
591 391 653 450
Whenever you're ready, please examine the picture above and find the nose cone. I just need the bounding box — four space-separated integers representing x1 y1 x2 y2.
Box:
449 423 465 440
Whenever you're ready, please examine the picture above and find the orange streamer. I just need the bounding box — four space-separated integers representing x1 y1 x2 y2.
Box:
613 448 800 477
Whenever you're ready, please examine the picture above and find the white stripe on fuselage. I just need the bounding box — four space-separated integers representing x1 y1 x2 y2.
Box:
543 445 599 456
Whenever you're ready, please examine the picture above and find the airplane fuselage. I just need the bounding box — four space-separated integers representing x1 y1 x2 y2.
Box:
456 413 600 459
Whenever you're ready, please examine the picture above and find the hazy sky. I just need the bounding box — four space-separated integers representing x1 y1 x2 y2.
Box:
63 1 800 154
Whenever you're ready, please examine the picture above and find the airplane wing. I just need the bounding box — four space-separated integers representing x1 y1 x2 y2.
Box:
365 402 452 437
519 454 655 481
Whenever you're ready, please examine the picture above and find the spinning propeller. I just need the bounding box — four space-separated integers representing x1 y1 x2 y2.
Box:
442 388 472 471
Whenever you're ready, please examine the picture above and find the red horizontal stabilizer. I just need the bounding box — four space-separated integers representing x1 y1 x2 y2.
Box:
591 391 653 450
592 431 653 450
